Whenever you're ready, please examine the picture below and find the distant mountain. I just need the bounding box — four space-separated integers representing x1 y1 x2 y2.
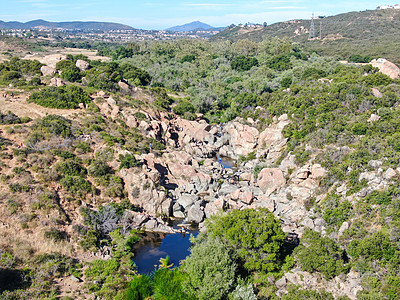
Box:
0 19 134 31
167 21 216 32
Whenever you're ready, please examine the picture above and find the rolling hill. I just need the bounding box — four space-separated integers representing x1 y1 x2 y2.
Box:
0 19 134 31
212 9 400 64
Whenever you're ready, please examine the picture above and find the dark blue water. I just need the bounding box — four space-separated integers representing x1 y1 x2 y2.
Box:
133 230 198 274
217 156 236 169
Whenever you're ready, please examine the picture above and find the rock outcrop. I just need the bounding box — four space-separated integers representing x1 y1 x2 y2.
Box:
49 77 65 87
40 65 56 76
276 269 363 300
76 59 90 71
370 58 400 79
119 167 171 216
39 54 68 69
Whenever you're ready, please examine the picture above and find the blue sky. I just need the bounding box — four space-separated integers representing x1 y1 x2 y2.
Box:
1 1 400 29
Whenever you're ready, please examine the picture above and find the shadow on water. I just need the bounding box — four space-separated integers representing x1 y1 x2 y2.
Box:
133 221 199 274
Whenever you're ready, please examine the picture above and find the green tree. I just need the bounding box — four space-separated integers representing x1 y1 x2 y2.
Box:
182 237 238 300
231 55 259 71
294 229 349 279
206 209 286 273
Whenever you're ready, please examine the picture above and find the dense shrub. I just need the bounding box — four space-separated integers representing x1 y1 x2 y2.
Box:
119 63 151 86
267 54 292 70
29 85 91 109
56 159 87 177
231 55 259 71
125 275 153 300
0 111 31 124
44 228 67 242
182 237 237 299
181 54 196 63
349 54 372 63
88 160 112 177
33 115 73 138
173 100 196 115
282 285 336 300
206 208 286 273
348 231 397 262
56 59 82 82
294 229 349 279
60 175 92 196
118 154 141 169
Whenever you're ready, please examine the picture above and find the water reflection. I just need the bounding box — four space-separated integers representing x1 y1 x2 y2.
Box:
133 228 198 274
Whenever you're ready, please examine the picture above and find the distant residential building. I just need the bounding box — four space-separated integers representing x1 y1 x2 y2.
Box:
377 4 400 9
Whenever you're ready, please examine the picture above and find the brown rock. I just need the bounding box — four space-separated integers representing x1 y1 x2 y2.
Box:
310 164 326 179
107 97 117 106
368 114 381 122
119 169 171 216
295 165 311 180
40 54 68 69
240 172 253 181
75 59 90 71
118 80 130 91
371 88 383 98
370 58 400 79
49 77 65 87
97 90 109 98
257 168 285 195
204 202 219 217
239 190 254 204
40 65 56 76
126 115 138 128
227 122 259 156
214 197 225 210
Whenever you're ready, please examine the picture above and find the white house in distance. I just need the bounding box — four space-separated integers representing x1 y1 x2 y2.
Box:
377 4 400 9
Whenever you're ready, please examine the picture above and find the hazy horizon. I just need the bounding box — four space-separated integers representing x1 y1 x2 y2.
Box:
1 0 400 30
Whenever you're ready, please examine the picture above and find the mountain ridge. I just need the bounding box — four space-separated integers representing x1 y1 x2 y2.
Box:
0 19 134 31
166 21 216 32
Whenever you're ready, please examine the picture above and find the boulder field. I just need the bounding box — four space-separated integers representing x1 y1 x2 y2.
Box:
97 93 327 238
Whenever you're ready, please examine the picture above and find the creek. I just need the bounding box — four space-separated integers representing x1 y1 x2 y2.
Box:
133 222 198 274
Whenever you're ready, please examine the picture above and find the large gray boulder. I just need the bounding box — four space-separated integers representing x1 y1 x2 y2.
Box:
76 59 90 71
187 202 205 223
177 194 198 210
40 65 56 76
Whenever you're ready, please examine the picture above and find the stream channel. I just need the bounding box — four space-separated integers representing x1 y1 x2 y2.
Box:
133 156 236 274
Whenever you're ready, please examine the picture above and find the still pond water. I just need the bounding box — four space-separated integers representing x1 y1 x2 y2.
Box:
133 226 198 274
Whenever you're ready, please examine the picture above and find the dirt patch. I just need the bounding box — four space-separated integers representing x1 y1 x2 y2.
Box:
0 92 83 119
23 47 110 63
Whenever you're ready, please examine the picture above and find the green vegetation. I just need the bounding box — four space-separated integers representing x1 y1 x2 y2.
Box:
0 57 42 87
231 55 259 71
294 229 349 279
0 111 31 124
29 85 91 109
56 59 82 83
182 237 238 299
212 9 400 65
4 23 400 299
206 208 286 273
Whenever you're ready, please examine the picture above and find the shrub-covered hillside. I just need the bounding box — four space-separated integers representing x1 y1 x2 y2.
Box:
1 36 400 299
213 9 400 65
